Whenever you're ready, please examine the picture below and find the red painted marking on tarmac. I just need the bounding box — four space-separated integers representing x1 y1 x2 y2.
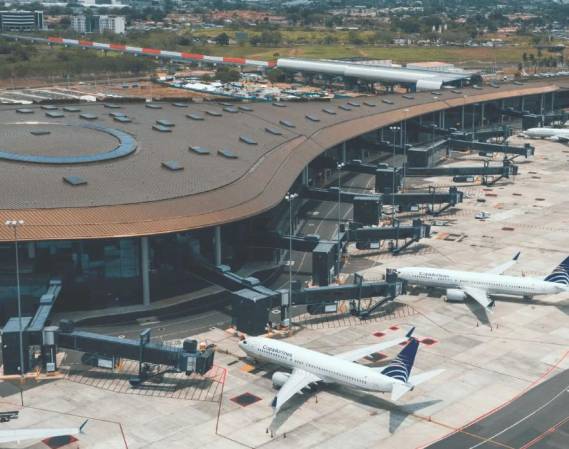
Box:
518 414 569 449
373 331 386 338
420 337 438 346
416 349 569 449
389 325 400 331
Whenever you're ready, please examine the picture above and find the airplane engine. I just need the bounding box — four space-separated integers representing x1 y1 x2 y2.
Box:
272 371 291 389
446 289 467 302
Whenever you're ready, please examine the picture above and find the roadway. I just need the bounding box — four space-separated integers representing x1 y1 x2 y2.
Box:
427 366 569 449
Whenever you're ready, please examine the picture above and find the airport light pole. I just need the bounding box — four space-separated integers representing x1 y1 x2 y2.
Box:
284 193 298 324
336 162 345 281
5 219 25 406
402 108 410 192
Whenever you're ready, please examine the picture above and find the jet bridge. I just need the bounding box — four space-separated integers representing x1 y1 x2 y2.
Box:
300 186 463 212
0 280 215 379
345 219 431 254
449 139 534 158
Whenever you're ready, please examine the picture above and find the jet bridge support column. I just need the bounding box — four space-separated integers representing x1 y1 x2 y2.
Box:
214 226 222 266
341 142 347 163
141 236 150 306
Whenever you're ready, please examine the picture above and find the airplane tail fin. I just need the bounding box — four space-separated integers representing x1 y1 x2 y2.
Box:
381 338 419 387
544 256 569 285
79 420 88 434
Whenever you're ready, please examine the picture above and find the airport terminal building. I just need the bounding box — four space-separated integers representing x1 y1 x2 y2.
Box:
0 81 566 318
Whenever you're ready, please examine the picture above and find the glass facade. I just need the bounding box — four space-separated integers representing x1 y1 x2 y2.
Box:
0 223 253 322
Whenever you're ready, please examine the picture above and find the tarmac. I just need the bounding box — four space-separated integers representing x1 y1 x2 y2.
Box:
2 138 569 449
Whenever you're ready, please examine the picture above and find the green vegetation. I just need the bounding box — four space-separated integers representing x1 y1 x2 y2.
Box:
0 41 155 79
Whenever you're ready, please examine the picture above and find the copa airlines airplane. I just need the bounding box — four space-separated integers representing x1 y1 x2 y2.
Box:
523 127 569 142
396 253 569 312
0 420 87 444
238 328 443 415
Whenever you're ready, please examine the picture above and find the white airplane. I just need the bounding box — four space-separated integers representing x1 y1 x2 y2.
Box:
395 253 569 312
523 127 569 142
0 420 87 444
238 328 443 415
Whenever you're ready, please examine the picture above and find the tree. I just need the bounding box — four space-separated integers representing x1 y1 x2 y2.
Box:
215 32 230 46
266 68 285 84
215 66 240 83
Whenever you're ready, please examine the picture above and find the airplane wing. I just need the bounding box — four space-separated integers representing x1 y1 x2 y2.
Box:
273 368 321 414
0 421 86 443
486 251 520 275
335 327 415 362
462 286 493 311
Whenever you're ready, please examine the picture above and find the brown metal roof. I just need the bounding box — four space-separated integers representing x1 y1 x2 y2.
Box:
0 82 559 241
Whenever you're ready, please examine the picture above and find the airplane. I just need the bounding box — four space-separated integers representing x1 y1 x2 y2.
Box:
238 327 443 415
395 253 569 313
522 127 569 143
0 419 87 444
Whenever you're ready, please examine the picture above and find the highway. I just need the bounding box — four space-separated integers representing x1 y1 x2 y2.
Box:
427 366 569 449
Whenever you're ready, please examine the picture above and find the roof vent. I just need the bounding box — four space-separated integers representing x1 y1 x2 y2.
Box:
145 103 162 109
338 105 352 111
63 176 87 186
189 146 210 155
45 111 64 118
402 94 415 100
153 124 172 132
172 102 188 108
347 101 361 107
239 136 257 145
279 120 295 128
156 119 175 127
272 102 287 108
363 101 376 107
16 108 34 114
206 110 222 117
162 160 183 171
305 114 320 122
114 116 132 123
63 106 81 112
187 113 204 121
41 105 58 111
265 127 283 136
322 108 337 115
218 149 238 159
239 105 253 112
223 107 239 113
382 99 394 105
103 103 121 109
80 113 98 120
30 130 51 136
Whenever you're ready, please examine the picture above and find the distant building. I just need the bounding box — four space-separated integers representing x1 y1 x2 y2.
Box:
71 14 126 34
0 10 44 32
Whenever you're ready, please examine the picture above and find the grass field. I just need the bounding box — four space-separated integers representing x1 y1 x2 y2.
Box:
194 44 530 65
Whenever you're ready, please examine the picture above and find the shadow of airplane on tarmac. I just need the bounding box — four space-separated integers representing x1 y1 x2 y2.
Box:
267 382 441 436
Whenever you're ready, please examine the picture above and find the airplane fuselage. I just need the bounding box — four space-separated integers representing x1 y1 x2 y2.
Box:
525 127 569 139
398 267 565 297
239 337 397 392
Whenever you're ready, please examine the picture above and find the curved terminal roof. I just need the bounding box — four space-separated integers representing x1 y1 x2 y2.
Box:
0 81 559 242
276 58 474 90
